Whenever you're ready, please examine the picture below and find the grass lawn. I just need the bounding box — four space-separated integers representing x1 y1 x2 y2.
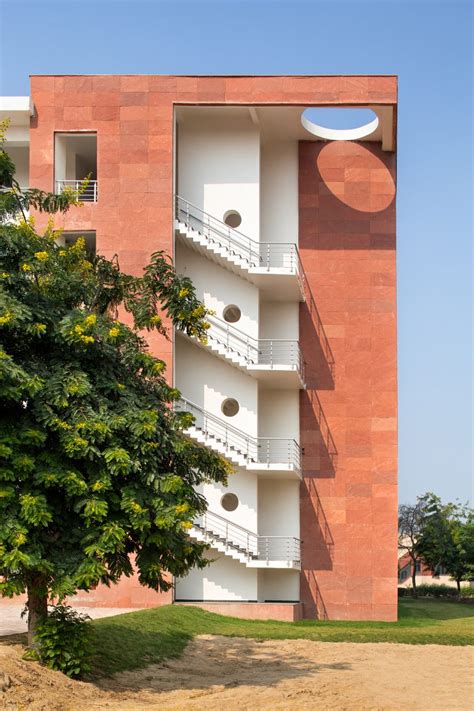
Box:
91 599 474 677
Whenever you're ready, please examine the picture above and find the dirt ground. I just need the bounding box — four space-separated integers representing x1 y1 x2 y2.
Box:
1 635 473 710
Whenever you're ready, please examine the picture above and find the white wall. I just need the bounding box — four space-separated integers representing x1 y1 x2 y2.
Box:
259 301 299 340
258 479 300 538
258 569 300 602
6 146 29 187
199 468 258 533
176 549 258 601
176 337 258 438
258 389 299 442
260 140 298 245
178 116 260 241
176 243 259 340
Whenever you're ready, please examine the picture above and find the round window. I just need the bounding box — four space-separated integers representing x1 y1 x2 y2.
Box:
221 398 239 417
221 493 239 512
223 305 241 324
223 210 242 229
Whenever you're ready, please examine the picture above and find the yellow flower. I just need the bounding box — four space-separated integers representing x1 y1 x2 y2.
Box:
178 288 189 298
34 251 48 261
117 383 125 390
175 503 189 515
0 272 10 279
73 324 84 335
81 335 95 344
33 323 47 334
81 260 92 270
181 521 193 530
150 315 162 325
0 312 13 326
59 250 67 257
84 314 97 327
21 264 32 272
108 326 120 338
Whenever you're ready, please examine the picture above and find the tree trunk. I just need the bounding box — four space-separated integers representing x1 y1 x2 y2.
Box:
411 558 418 598
456 579 461 594
26 583 48 648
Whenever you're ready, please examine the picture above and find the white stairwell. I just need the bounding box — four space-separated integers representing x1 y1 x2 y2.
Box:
178 313 305 383
175 397 301 473
189 510 301 569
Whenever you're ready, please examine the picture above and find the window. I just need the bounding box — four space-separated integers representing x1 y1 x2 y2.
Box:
55 133 98 202
223 305 241 324
223 210 242 229
221 398 239 417
221 493 239 512
61 231 96 258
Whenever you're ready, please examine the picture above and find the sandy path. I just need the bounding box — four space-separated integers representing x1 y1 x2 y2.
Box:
1 634 473 710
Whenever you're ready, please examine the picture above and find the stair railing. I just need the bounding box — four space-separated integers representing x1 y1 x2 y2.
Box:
194 509 301 565
175 194 334 378
175 396 301 470
198 314 305 381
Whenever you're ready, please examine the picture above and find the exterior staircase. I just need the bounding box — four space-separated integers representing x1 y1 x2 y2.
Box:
189 510 301 569
175 194 335 376
177 313 305 385
175 396 301 474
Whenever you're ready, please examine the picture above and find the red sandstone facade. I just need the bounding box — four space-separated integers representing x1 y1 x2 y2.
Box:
24 75 397 621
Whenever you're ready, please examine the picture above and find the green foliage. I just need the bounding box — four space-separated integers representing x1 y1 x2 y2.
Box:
401 584 460 599
459 587 474 598
416 493 474 586
33 605 92 678
0 116 230 624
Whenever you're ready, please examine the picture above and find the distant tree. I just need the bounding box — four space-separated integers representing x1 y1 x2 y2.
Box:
0 122 230 646
417 494 474 593
398 498 428 597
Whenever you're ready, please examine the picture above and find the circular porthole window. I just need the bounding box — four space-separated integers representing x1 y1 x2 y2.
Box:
223 210 242 229
223 304 241 324
221 398 239 417
221 493 239 512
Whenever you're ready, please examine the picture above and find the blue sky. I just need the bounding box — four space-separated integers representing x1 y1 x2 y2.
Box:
0 0 472 504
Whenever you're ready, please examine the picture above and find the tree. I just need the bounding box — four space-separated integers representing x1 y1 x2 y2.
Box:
398 498 428 597
0 123 230 646
417 493 474 593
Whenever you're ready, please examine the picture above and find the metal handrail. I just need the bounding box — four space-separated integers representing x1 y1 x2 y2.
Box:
56 179 98 202
198 314 305 379
176 195 299 272
194 509 301 564
175 396 301 470
175 194 334 376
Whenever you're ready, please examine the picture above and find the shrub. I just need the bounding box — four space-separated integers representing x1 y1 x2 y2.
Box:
459 587 474 598
404 584 459 599
33 605 92 678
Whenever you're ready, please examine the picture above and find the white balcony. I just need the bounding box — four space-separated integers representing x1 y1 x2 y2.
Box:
56 179 98 203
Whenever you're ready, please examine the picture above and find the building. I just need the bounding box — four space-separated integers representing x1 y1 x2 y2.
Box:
398 551 469 589
1 75 398 621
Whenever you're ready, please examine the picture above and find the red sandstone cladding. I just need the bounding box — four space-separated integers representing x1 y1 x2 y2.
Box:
299 139 397 622
176 602 304 622
27 75 397 616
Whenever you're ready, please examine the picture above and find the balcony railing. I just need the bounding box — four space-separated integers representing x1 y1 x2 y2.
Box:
175 396 301 471
194 509 301 565
56 179 98 202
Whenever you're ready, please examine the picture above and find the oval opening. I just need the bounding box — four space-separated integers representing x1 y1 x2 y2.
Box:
221 398 239 417
223 210 242 229
221 493 239 512
301 107 379 141
223 305 241 324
